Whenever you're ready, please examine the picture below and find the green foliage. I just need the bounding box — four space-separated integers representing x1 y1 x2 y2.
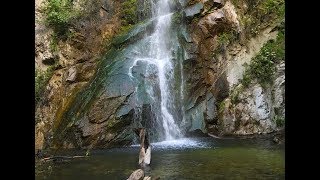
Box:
241 28 285 88
218 100 226 114
230 86 243 104
240 68 251 87
49 33 59 52
35 66 55 105
273 115 285 127
119 24 134 35
43 0 80 39
217 31 237 46
260 0 285 18
117 0 139 36
215 30 238 53
237 0 284 37
121 0 138 26
43 0 83 53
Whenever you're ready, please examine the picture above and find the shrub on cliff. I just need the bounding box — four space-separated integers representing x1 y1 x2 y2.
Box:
43 0 80 39
241 25 285 88
120 0 138 32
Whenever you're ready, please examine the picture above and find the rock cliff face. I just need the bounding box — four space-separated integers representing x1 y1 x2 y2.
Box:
181 0 285 136
35 0 123 149
35 0 285 150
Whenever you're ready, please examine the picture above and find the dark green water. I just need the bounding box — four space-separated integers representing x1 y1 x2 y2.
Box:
36 137 284 179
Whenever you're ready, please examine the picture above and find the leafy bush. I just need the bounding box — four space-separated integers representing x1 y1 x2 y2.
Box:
215 30 238 54
43 0 81 47
237 0 284 37
241 27 284 88
217 31 237 46
260 0 285 18
44 0 72 36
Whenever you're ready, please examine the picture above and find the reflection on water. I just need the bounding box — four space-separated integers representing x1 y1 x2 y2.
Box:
36 137 284 179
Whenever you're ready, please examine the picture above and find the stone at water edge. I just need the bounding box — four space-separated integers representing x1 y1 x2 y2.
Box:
127 169 144 180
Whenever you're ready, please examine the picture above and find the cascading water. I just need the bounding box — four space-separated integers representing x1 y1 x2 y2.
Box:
55 0 189 147
129 0 182 140
151 0 182 140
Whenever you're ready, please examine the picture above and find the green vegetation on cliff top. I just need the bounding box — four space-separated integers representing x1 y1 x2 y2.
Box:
43 0 80 40
234 0 284 36
120 0 138 33
241 22 285 88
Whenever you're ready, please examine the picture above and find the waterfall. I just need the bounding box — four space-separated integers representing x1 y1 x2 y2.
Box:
129 0 183 140
151 0 182 140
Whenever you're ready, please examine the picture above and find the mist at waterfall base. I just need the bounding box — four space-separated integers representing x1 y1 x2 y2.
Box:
36 137 284 179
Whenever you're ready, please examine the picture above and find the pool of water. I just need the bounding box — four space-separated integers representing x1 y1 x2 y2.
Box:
35 137 285 179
